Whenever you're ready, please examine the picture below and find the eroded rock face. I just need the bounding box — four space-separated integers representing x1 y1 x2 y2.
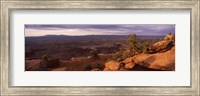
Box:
151 40 174 53
133 46 175 71
104 60 121 71
149 33 175 53
164 33 175 41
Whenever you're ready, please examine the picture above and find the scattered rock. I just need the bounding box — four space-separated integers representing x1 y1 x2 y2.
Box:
119 66 129 71
123 57 135 69
104 60 121 71
87 56 92 59
125 62 135 69
91 68 101 71
117 58 123 61
103 67 110 71
71 57 89 61
52 67 67 71
123 57 133 63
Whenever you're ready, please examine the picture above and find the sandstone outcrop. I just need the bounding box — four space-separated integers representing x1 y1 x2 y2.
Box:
104 60 121 71
103 33 175 71
149 33 175 53
133 46 175 71
123 57 135 69
164 33 175 41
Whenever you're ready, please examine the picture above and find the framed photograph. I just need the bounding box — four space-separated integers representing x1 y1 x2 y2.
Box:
1 0 199 95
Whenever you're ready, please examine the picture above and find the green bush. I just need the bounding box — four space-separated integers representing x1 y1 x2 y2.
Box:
40 55 60 68
111 52 121 60
140 41 150 53
127 34 150 54
127 34 139 51
111 51 134 61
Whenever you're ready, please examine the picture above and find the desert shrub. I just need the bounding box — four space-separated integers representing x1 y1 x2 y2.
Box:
127 34 150 54
159 38 163 41
40 55 60 68
127 34 139 51
95 64 103 70
123 51 134 59
140 41 150 53
84 64 92 71
90 48 100 59
111 52 122 61
111 51 134 61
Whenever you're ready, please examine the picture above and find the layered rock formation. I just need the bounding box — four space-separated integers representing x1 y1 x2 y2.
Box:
149 33 175 53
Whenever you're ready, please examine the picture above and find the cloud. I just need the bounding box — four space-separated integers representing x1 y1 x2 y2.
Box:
25 24 175 37
25 28 126 37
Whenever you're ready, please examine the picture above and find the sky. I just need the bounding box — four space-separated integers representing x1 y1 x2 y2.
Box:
25 24 175 37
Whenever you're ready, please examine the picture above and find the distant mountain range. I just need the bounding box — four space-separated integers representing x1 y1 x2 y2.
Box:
25 35 165 43
26 35 165 39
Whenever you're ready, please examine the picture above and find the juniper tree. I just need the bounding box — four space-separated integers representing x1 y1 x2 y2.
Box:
127 34 139 53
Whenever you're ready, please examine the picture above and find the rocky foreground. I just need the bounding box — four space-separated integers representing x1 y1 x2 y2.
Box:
103 33 175 71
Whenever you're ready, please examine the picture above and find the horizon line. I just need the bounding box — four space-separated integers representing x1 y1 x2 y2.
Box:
25 34 167 37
